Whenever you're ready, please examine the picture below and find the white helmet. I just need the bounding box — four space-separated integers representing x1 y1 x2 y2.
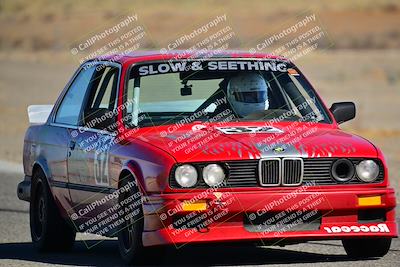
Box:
227 73 269 117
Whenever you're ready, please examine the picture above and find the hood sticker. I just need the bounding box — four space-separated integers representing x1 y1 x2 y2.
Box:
298 143 356 157
216 126 284 135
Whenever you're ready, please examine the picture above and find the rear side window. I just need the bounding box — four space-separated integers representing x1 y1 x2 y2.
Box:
55 66 96 125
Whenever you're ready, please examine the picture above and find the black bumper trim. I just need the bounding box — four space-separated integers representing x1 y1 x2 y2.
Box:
17 179 31 202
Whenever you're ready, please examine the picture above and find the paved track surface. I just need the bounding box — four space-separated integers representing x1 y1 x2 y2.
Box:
0 168 398 266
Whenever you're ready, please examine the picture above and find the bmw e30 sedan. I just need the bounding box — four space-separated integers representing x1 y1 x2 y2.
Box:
18 50 397 263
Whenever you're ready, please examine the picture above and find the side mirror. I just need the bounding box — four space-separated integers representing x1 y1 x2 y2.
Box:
329 102 356 124
83 108 115 131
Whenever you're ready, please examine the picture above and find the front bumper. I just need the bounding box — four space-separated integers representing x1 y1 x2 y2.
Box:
142 187 398 247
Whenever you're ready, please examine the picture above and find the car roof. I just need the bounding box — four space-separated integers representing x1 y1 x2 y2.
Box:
95 50 289 64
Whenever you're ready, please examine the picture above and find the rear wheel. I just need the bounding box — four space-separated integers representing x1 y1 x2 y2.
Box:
342 238 391 258
30 169 76 251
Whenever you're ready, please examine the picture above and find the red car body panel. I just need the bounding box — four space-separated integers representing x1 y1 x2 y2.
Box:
19 50 397 247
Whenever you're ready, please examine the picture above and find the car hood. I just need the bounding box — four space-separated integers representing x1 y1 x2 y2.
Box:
129 122 377 162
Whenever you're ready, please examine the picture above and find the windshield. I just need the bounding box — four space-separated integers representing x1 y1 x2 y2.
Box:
124 60 331 127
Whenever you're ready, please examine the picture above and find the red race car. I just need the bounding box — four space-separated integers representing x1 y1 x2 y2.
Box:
17 50 397 263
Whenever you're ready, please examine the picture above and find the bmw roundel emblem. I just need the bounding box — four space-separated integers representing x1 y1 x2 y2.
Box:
273 146 285 153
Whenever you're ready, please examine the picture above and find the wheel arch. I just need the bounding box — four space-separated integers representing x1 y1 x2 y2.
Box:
118 167 144 194
31 157 52 184
30 160 57 206
118 164 144 194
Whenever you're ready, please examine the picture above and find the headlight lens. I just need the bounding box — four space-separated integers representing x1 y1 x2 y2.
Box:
331 159 355 182
175 164 198 187
203 164 225 187
356 160 379 182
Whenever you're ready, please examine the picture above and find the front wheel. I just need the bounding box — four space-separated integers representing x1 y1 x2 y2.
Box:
117 176 144 264
342 237 391 258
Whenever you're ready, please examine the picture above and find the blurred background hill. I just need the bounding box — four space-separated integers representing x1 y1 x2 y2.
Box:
1 0 400 51
0 0 399 192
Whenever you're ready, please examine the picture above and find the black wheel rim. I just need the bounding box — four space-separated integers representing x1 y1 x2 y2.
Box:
33 183 45 239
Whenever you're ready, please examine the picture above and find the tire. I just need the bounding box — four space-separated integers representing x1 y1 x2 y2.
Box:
117 175 145 264
342 237 391 258
30 169 76 251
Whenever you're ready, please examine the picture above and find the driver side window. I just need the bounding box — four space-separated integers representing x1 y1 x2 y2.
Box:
82 65 119 130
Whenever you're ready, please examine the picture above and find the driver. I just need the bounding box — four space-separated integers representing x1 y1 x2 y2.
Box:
227 73 269 117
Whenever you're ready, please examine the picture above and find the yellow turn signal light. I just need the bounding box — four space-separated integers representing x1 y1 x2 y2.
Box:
358 196 382 206
181 200 207 211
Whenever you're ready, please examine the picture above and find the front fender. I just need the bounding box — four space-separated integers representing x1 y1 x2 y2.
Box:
112 138 176 194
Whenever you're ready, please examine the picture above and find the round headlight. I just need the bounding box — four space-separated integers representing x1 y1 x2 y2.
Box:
356 160 379 182
203 164 225 187
175 164 198 188
331 159 355 182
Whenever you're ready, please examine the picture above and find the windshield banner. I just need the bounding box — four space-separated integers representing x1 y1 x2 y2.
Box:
137 60 288 76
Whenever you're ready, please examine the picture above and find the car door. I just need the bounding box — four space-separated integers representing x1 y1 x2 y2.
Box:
67 62 120 228
50 64 97 215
